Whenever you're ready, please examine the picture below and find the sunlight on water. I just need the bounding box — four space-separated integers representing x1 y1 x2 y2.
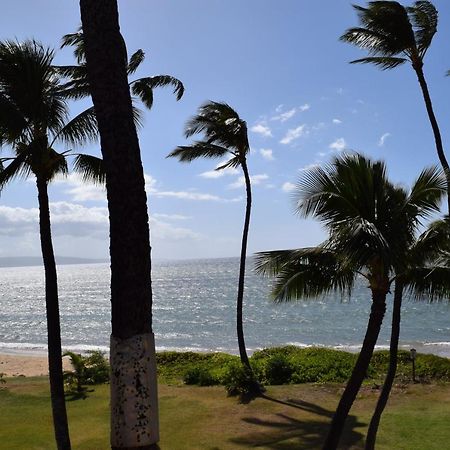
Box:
1 258 450 356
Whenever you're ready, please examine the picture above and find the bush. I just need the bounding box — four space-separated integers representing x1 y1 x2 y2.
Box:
264 355 294 385
63 350 109 396
221 360 263 399
183 366 218 386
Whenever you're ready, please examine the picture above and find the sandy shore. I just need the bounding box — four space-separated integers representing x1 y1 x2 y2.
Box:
0 353 72 377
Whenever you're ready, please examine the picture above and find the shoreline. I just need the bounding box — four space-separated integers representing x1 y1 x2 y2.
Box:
2 341 450 377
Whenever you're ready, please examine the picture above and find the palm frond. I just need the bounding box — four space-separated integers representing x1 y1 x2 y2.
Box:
406 166 445 218
350 56 407 69
130 75 184 109
255 247 356 302
406 266 450 302
0 151 32 191
0 93 28 144
52 106 98 147
343 2 417 63
61 27 85 64
127 49 145 75
407 1 437 55
167 142 231 163
73 154 106 185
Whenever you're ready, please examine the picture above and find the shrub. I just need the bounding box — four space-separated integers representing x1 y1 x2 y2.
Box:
221 360 263 399
63 350 109 396
183 366 218 386
264 354 294 385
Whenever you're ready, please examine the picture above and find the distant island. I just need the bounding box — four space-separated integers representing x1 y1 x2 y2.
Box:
0 256 108 268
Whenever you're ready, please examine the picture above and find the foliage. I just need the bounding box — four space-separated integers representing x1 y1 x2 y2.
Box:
159 347 450 388
63 350 109 396
221 360 264 400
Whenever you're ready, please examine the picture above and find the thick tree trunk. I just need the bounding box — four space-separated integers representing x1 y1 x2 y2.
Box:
36 177 71 450
414 65 450 214
365 281 403 450
322 289 387 450
79 1 158 448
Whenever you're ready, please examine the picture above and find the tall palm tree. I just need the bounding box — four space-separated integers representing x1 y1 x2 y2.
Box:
341 1 450 213
79 0 166 447
58 27 184 110
255 154 445 450
167 101 261 393
366 216 450 449
0 40 102 450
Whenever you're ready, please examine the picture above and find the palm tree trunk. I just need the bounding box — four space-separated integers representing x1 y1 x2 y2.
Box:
36 177 71 450
365 281 403 450
322 289 387 450
414 64 450 213
79 1 158 449
237 159 261 394
237 158 252 370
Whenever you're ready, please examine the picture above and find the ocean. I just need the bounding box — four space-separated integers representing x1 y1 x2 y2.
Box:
1 257 450 357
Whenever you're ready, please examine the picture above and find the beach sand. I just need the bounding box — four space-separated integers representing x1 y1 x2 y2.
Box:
0 353 72 377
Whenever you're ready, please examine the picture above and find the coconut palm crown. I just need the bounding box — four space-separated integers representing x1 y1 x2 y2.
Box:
58 27 184 109
0 39 104 450
168 101 261 394
341 1 450 213
255 153 446 449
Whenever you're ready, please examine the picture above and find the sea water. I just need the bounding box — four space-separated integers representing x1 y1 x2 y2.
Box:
1 258 450 357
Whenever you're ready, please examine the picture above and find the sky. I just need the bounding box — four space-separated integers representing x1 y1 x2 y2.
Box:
0 0 449 260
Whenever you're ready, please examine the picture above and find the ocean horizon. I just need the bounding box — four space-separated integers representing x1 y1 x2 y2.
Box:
1 257 450 357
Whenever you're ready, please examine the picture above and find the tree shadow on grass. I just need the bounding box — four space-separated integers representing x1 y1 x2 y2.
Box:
230 395 365 449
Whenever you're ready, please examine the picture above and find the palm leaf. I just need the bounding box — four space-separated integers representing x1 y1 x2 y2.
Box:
255 247 356 302
52 106 98 147
73 154 106 185
407 1 437 55
167 142 230 163
127 49 145 75
0 151 31 190
61 28 85 64
130 75 184 109
350 56 407 69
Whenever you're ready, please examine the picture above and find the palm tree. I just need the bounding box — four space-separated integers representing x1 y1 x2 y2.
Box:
255 154 445 450
366 217 450 449
167 101 262 394
0 40 102 450
79 0 164 447
341 1 450 213
58 27 184 110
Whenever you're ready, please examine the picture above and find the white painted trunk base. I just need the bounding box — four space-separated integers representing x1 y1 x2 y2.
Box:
110 332 159 447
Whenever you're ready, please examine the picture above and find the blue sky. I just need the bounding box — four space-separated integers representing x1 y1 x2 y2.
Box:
0 0 449 259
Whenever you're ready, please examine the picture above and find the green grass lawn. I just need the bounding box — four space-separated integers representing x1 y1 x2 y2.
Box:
1 377 450 449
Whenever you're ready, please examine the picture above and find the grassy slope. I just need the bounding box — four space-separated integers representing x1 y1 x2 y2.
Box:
1 377 450 449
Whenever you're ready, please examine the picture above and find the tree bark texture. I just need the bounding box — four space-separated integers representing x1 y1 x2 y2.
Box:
322 290 387 450
365 281 403 450
37 177 71 450
414 65 450 214
79 1 158 447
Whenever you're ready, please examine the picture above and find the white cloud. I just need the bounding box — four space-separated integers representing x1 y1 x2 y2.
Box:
378 132 391 147
329 138 347 152
250 123 272 137
280 124 307 145
272 108 296 122
282 182 296 193
199 161 239 179
229 174 269 189
299 103 310 112
299 163 320 172
152 213 190 221
332 118 342 124
260 148 274 161
149 218 201 241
